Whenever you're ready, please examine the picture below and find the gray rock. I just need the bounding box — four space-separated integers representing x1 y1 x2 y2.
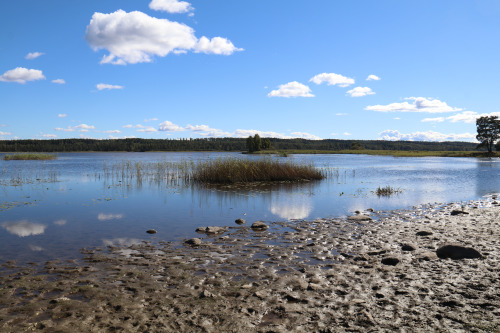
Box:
418 251 438 261
235 218 246 225
146 229 157 234
381 257 400 266
347 215 372 222
450 210 469 216
200 290 216 298
251 221 269 231
436 244 482 259
185 238 202 246
196 226 227 234
401 243 417 251
416 230 433 236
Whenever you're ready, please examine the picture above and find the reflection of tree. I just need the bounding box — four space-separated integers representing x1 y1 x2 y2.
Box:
1 220 47 237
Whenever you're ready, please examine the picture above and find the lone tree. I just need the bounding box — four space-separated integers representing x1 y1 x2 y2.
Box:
476 116 500 153
246 134 262 153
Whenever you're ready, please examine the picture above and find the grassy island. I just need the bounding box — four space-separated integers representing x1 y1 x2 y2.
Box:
192 158 324 184
3 153 57 161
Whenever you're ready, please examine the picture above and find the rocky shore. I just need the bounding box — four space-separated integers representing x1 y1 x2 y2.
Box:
1 198 499 332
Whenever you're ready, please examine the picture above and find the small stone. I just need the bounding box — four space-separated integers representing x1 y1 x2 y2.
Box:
200 290 216 298
185 238 202 246
146 229 157 234
241 283 253 289
416 230 433 236
436 244 482 259
418 251 438 261
251 221 269 231
347 215 372 222
381 257 400 266
401 243 417 251
450 210 469 216
235 218 246 225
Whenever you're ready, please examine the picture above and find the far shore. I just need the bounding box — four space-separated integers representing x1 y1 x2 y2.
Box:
1 196 498 332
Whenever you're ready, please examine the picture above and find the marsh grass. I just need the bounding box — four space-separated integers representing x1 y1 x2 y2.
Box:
192 158 324 184
374 185 402 197
3 153 57 161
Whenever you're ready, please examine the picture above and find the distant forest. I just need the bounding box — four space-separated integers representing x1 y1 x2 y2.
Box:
0 138 479 152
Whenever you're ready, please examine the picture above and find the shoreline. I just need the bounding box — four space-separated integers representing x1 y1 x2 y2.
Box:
1 197 499 332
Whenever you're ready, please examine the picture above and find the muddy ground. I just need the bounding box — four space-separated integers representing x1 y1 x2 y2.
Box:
0 198 499 332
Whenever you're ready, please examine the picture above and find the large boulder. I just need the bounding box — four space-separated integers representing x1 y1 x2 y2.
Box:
436 244 482 259
196 226 227 234
251 221 269 231
347 215 372 222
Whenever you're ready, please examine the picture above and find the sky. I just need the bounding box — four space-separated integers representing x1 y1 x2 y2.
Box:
2 0 500 142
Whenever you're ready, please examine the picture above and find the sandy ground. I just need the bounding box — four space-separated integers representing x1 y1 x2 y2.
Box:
0 197 499 332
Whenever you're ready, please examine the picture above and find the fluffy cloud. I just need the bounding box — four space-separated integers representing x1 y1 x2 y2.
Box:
421 117 445 123
343 132 352 136
85 10 242 65
232 129 321 140
1 221 47 237
446 111 500 123
309 73 354 87
336 113 348 116
158 120 185 132
366 97 462 113
58 114 67 118
145 118 159 122
366 74 380 81
103 130 121 134
346 87 375 97
0 67 45 84
267 81 314 98
379 129 475 142
186 124 230 137
25 52 44 60
0 131 11 136
137 127 157 132
56 124 95 132
149 0 193 13
290 132 322 140
97 83 123 90
42 134 57 138
52 79 66 84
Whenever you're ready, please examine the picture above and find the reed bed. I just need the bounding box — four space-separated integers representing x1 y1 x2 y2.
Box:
3 153 57 161
192 158 324 184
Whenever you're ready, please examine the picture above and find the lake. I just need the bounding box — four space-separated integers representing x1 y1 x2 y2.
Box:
1 152 500 264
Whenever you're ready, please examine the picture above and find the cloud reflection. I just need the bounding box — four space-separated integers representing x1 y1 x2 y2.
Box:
1 220 47 237
270 197 312 220
54 219 67 226
98 213 124 221
29 244 44 251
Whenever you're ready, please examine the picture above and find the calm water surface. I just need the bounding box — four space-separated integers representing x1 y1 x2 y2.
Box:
1 152 500 263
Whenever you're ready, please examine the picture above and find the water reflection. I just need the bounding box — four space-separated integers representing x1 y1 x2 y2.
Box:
29 244 44 251
270 196 312 220
54 219 67 226
97 213 124 221
1 220 47 237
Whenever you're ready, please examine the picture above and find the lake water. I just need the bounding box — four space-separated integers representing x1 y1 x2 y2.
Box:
1 152 500 264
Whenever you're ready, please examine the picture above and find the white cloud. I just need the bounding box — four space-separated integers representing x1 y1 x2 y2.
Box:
103 130 121 134
137 127 158 132
309 73 354 87
366 97 462 113
145 118 159 122
393 117 401 120
42 134 57 138
97 83 123 90
58 114 67 118
336 113 348 116
149 0 193 13
421 117 445 123
52 79 66 84
379 129 475 142
290 132 322 140
346 86 375 97
1 221 47 237
0 67 45 84
232 129 321 140
268 81 314 98
159 120 185 132
98 213 124 221
446 111 500 124
366 74 380 81
123 124 142 128
186 124 230 137
194 36 243 55
25 52 44 60
56 124 95 132
343 132 352 136
0 131 11 136
85 10 241 65
74 124 95 130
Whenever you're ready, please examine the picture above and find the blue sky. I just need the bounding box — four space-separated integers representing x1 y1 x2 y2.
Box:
2 0 500 141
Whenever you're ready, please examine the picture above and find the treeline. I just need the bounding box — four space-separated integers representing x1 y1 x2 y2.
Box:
0 138 479 152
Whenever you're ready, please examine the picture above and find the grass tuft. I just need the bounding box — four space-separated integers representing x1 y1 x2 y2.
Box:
192 158 324 184
374 185 402 197
3 153 57 161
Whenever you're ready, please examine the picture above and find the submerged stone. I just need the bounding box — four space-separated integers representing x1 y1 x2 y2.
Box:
146 229 157 234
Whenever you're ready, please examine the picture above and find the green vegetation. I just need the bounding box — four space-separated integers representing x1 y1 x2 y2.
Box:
476 115 500 153
0 138 478 153
3 153 57 160
192 158 324 184
374 186 402 197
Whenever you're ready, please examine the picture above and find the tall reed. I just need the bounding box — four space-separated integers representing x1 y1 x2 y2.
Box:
3 153 57 161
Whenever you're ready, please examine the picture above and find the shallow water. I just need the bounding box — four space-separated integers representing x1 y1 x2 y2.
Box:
1 152 500 263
